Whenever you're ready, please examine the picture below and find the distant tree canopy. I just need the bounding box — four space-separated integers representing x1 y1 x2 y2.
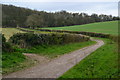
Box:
2 4 120 28
26 14 44 29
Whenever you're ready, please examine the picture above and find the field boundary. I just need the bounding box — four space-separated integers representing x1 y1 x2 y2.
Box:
18 28 118 42
18 28 112 38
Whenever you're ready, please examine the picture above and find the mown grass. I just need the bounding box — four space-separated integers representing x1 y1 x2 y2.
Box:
1 28 26 41
58 38 118 79
42 21 118 35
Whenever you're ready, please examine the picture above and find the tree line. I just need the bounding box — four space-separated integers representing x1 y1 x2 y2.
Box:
2 4 120 28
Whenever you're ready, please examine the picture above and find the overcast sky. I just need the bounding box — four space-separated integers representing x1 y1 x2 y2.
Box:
0 0 119 16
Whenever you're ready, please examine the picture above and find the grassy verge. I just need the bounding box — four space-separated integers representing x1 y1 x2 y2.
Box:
58 38 118 79
2 52 25 74
2 52 36 75
23 41 96 58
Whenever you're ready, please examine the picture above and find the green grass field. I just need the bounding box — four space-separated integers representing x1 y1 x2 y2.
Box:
58 38 118 78
42 21 118 35
1 28 25 41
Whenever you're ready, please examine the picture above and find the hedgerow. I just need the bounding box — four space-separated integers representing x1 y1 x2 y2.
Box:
9 33 90 48
18 28 119 43
35 29 111 38
17 27 34 33
1 34 14 52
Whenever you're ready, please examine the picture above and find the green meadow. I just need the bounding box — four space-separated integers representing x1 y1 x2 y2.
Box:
42 21 118 35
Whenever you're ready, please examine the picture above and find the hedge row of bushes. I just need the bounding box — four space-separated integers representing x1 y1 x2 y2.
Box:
17 28 112 38
109 35 119 42
17 27 34 33
18 28 119 43
35 29 111 38
1 34 14 52
9 33 90 48
36 29 120 44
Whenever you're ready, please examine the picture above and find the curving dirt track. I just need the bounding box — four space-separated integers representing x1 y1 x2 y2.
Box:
3 39 104 78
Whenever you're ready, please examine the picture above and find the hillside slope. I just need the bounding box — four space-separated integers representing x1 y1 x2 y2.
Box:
43 21 118 35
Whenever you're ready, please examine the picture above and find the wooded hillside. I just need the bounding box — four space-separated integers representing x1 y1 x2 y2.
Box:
2 4 119 28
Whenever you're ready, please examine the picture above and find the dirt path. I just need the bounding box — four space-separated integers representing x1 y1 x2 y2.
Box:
23 53 50 64
3 39 104 78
